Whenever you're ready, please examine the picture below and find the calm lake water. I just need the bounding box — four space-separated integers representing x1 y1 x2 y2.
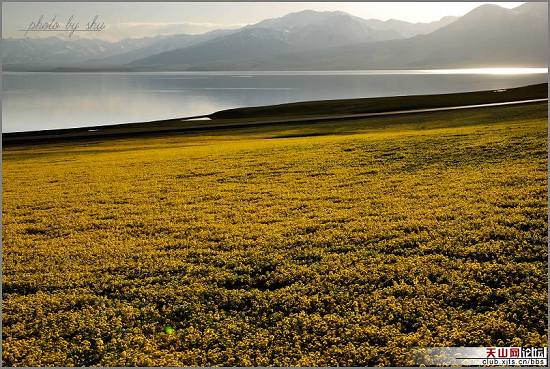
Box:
2 68 547 133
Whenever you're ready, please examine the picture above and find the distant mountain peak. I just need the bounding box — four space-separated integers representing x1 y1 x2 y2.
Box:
462 3 510 18
251 9 360 31
439 15 458 22
513 1 548 14
4 3 547 71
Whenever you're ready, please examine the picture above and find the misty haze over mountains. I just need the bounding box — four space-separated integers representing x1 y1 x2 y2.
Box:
3 2 547 71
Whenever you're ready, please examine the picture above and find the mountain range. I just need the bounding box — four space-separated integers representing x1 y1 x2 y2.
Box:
3 2 547 71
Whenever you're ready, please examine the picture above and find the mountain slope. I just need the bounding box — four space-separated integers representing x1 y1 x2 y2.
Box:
129 10 403 68
2 30 234 69
3 4 547 71
363 16 458 38
194 2 548 70
86 29 235 66
1 37 150 66
129 27 294 68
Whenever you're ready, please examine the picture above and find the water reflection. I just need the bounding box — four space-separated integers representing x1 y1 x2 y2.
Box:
2 69 547 132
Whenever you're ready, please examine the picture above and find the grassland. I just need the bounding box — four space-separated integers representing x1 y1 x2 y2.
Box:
2 102 548 366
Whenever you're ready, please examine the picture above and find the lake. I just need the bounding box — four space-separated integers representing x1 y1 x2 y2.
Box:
2 68 547 133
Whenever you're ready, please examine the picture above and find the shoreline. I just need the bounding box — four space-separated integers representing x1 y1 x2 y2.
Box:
3 66 548 73
3 83 547 146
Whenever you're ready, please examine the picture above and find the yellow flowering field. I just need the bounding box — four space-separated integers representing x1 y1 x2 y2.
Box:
2 103 548 366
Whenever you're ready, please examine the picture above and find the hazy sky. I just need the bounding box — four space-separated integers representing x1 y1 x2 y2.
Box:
3 2 526 41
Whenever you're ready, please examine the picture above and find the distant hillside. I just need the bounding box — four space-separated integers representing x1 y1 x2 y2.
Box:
3 9 457 71
2 30 235 70
3 3 547 71
128 10 403 68
363 15 458 38
183 2 548 70
2 36 156 67
86 29 236 67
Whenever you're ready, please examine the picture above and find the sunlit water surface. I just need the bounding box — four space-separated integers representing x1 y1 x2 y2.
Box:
3 68 547 132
